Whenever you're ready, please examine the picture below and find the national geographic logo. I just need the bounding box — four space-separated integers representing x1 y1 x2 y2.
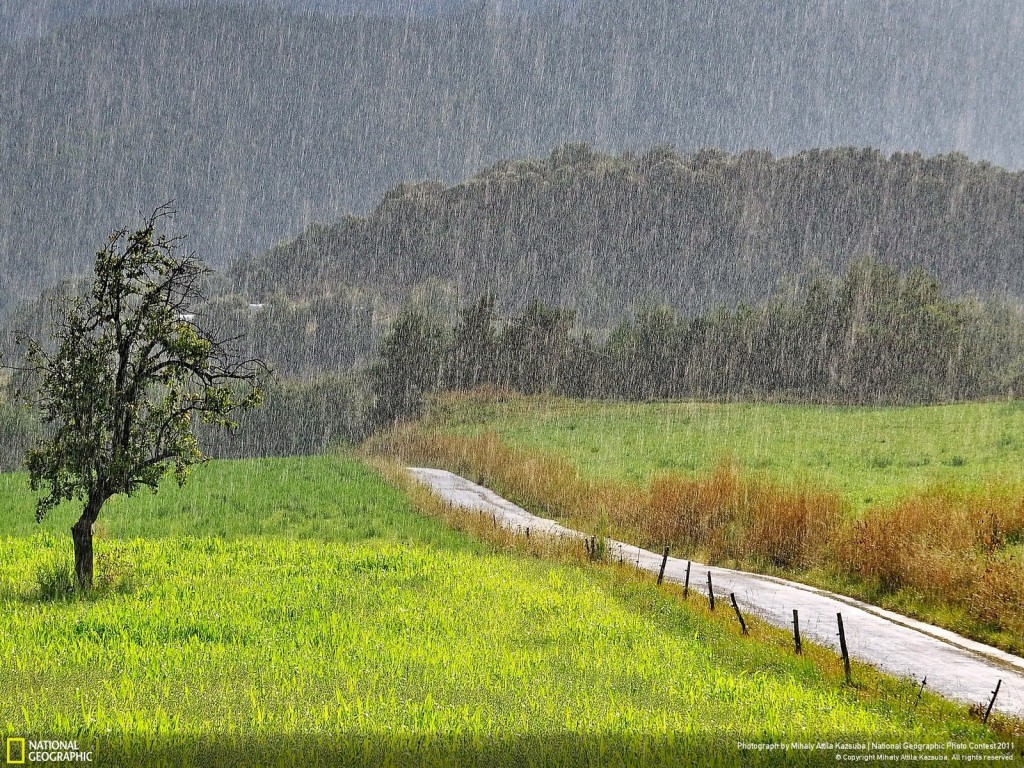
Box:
6 738 95 764
5 739 24 765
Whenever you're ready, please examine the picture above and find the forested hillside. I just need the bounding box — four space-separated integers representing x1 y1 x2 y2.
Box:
8 144 1024 395
1 0 1021 308
233 146 1024 324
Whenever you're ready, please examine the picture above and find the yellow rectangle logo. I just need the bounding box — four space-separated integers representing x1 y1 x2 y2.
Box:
6 738 26 765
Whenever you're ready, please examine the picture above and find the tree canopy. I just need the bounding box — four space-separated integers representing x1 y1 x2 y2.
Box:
17 211 265 586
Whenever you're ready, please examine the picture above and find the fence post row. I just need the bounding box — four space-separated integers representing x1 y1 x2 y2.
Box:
568 538 971 704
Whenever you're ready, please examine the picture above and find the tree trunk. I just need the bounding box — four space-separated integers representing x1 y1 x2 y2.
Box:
71 497 103 589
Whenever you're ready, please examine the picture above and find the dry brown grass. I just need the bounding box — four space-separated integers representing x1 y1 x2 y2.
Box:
833 488 1024 640
369 427 843 569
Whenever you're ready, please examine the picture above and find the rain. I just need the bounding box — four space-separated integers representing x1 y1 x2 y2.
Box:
1 0 1023 765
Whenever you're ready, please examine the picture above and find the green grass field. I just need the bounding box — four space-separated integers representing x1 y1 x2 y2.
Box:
430 396 1024 510
0 455 1013 766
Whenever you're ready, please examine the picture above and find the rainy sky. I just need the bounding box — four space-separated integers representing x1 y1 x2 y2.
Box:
0 0 1021 305
0 0 572 37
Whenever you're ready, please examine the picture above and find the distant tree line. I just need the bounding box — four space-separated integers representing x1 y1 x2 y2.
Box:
4 257 1022 470
200 291 379 378
369 259 1024 425
0 374 370 472
8 257 1024 468
0 285 376 471
197 374 371 459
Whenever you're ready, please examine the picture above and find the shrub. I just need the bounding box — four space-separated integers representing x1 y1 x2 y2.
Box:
744 482 842 568
378 429 843 569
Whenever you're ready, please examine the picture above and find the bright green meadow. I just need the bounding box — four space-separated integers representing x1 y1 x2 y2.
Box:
0 455 1011 766
431 396 1024 509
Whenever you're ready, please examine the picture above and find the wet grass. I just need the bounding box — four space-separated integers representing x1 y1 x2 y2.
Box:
0 455 1014 766
423 393 1024 511
379 393 1024 655
0 455 473 547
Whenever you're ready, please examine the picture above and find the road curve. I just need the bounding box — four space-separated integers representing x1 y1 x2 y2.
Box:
409 466 1024 719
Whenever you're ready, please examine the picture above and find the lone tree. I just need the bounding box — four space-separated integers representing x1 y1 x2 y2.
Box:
17 209 265 588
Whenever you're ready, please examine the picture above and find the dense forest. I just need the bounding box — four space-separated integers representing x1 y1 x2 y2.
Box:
1 0 1021 308
10 143 1024 401
234 145 1024 325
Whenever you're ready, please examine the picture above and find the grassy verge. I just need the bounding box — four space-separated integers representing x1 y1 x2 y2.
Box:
372 393 1024 655
1 455 1016 765
422 393 1024 510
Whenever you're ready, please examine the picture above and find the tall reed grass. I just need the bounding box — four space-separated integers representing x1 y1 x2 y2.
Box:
371 429 842 569
836 489 1024 640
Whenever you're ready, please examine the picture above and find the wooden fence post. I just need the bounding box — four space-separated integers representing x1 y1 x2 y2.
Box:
707 571 715 610
730 593 748 634
983 679 1002 724
684 561 691 598
657 546 670 586
793 609 802 654
837 613 852 685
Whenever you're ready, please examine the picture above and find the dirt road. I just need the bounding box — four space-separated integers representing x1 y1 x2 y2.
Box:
410 466 1024 719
